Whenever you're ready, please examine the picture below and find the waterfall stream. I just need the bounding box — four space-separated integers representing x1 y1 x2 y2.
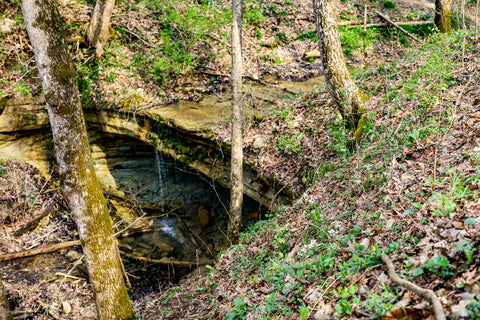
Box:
155 150 167 202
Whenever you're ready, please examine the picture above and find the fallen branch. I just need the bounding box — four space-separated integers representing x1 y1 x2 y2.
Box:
0 240 81 262
112 24 155 48
121 251 213 267
380 253 446 320
14 201 55 237
376 12 421 41
338 19 433 29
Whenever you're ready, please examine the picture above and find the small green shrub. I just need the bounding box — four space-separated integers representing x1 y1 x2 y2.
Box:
244 8 265 26
467 299 480 319
276 132 305 154
418 256 453 277
226 298 248 320
296 30 317 42
383 0 396 8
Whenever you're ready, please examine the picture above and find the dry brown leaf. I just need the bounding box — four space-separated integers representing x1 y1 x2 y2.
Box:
382 307 430 320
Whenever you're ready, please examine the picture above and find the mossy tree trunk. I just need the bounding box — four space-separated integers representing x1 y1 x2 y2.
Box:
227 0 244 243
312 0 367 147
0 274 13 320
435 0 452 33
88 0 115 57
20 1 135 319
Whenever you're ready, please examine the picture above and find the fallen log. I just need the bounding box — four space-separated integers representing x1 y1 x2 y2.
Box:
0 240 81 262
337 19 433 29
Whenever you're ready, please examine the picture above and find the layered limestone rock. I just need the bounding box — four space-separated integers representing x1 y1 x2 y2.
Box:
0 78 321 213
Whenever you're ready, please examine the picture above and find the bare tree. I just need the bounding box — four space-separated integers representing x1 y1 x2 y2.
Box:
435 0 452 33
20 1 135 319
312 0 367 148
88 0 116 57
227 0 244 243
0 274 13 320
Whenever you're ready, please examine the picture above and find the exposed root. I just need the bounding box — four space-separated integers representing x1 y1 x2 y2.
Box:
380 253 446 320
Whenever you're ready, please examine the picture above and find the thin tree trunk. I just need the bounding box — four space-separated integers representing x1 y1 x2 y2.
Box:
312 0 367 148
227 0 244 243
435 0 452 33
20 1 134 319
88 0 116 57
0 274 13 320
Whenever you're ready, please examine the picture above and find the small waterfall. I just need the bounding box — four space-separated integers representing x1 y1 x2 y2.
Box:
155 149 166 201
158 218 183 244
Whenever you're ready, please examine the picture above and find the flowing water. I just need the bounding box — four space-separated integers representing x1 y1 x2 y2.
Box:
154 150 166 202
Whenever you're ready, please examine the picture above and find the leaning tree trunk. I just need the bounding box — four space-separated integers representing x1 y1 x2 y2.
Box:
312 0 367 148
435 0 452 33
0 274 13 320
88 0 115 57
227 0 244 243
20 1 134 320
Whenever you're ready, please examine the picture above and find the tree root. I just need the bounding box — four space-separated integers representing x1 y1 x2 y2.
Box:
380 253 446 320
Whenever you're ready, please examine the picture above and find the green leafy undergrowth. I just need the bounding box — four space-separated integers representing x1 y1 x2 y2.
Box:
133 0 230 88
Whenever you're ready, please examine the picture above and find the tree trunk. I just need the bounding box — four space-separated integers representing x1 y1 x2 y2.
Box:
312 0 367 148
0 274 13 320
20 1 135 319
88 0 115 57
227 0 244 243
435 0 452 33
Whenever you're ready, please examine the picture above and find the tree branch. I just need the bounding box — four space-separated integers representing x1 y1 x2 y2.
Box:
380 253 446 320
376 12 421 41
0 240 81 262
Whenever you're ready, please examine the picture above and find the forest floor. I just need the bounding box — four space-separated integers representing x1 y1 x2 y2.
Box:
1 0 480 319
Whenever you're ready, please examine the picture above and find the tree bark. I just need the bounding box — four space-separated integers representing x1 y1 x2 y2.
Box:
435 0 452 33
88 0 116 57
227 0 244 243
20 1 135 319
312 0 367 147
0 274 13 320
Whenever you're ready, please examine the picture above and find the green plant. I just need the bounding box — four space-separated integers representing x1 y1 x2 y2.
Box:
455 239 473 262
226 298 248 320
276 132 305 154
383 0 396 8
299 302 310 320
335 285 360 316
467 299 480 319
325 115 352 156
244 8 265 26
364 288 396 317
339 26 378 57
135 0 229 87
415 256 453 277
12 83 31 95
0 164 6 177
297 30 317 41
429 192 457 217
